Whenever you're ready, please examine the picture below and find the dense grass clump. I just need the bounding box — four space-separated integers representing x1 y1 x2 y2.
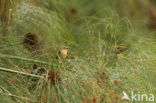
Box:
0 0 156 103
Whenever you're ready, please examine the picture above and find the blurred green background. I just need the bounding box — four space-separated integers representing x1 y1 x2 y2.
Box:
0 0 156 103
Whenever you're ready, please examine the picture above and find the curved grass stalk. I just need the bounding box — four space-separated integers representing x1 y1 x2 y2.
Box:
0 54 49 65
0 67 44 78
0 42 22 48
0 85 34 102
0 54 67 68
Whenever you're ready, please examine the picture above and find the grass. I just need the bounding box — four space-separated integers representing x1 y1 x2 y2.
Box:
0 0 156 103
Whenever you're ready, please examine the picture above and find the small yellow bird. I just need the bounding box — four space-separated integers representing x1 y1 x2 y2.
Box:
56 47 69 59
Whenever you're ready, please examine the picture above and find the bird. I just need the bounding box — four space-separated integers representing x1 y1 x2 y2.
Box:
56 47 69 59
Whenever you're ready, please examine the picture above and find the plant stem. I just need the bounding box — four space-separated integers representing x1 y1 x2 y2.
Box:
0 54 49 65
0 67 44 78
0 85 34 102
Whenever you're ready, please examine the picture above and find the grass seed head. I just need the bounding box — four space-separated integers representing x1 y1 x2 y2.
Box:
148 6 156 30
113 79 119 85
9 77 17 84
70 8 77 15
48 69 62 85
23 33 40 53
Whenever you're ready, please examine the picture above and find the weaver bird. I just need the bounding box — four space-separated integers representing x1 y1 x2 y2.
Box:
56 47 69 59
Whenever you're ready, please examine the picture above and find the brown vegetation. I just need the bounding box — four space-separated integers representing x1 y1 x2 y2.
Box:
48 69 62 85
23 33 40 54
148 6 156 30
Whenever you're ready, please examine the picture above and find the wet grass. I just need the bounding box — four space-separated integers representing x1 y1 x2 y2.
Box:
0 0 156 103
